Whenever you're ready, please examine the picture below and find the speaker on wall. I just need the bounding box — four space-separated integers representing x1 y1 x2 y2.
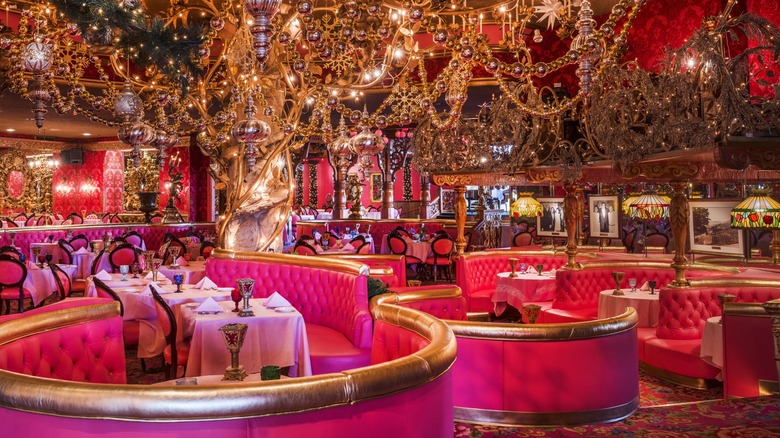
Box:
62 148 83 164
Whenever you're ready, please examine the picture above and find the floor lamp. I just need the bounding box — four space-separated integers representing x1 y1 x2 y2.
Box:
730 188 780 265
629 192 670 257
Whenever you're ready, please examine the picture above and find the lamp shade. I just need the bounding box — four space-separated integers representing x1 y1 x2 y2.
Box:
510 192 543 218
629 192 669 221
731 189 780 229
621 192 642 215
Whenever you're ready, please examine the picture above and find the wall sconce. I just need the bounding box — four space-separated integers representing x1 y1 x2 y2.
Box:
27 154 59 168
80 177 99 195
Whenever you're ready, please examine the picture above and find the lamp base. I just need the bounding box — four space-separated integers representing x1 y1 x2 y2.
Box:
222 365 247 381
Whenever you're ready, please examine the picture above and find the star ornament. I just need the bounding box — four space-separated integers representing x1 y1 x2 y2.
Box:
534 0 566 31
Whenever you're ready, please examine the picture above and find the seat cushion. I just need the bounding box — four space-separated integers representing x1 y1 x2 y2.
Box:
406 256 423 265
164 342 191 367
542 307 598 323
467 288 495 313
306 323 370 375
643 338 720 379
0 288 32 299
636 327 658 362
123 321 140 346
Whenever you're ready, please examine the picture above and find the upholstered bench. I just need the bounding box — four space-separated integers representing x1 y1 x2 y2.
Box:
373 285 468 321
205 250 373 375
325 253 407 287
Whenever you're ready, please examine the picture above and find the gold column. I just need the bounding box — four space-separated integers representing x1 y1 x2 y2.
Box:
454 185 467 255
419 174 431 219
771 230 780 265
762 299 780 386
333 167 347 220
381 179 394 219
563 183 582 269
668 181 690 287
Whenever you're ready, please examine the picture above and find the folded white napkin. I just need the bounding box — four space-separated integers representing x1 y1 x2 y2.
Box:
547 268 557 276
74 247 89 254
195 297 223 313
342 242 354 252
175 256 189 267
315 244 324 253
94 270 112 281
140 281 162 296
264 291 291 308
194 276 219 290
640 281 651 291
145 271 168 282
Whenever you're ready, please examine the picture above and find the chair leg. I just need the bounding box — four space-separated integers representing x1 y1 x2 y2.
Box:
433 264 438 284
140 358 147 373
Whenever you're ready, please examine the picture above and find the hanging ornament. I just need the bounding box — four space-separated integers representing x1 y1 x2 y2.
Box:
21 40 53 129
151 129 179 167
328 116 353 175
118 118 156 168
244 0 281 70
350 109 384 180
230 96 271 169
114 80 143 123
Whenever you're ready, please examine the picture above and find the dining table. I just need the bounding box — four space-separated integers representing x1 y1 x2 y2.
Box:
379 234 432 261
597 288 661 328
700 316 723 369
158 260 207 285
71 249 97 280
25 263 78 306
29 242 63 264
492 271 557 316
179 298 312 378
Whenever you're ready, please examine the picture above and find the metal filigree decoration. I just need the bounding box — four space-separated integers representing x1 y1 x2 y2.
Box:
0 150 52 213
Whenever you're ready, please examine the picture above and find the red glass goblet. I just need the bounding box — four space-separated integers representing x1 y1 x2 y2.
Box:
230 288 241 312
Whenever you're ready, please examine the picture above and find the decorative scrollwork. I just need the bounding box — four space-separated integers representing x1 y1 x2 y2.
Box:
621 162 700 180
0 150 52 213
431 174 472 186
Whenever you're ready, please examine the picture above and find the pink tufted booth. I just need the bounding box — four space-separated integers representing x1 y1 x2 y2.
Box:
324 254 407 287
205 250 373 375
448 309 640 425
638 283 780 385
0 222 214 256
722 302 778 398
456 250 577 313
373 285 468 321
0 297 126 384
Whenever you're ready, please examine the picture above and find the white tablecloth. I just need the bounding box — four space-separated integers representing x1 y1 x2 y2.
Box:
380 234 432 261
179 299 311 378
700 316 723 368
71 251 97 280
598 289 660 327
83 218 101 225
24 263 77 306
158 261 207 285
492 272 556 316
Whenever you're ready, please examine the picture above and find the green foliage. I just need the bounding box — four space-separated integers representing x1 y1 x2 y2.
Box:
367 277 390 301
692 207 710 236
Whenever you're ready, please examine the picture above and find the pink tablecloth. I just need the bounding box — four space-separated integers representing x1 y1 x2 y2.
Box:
24 263 77 306
71 251 97 280
29 242 62 264
597 289 660 327
179 299 311 378
700 316 723 369
379 234 432 261
492 272 556 316
158 261 207 285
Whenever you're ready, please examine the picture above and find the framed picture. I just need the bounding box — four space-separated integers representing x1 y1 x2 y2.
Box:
370 172 383 203
536 197 566 237
440 189 455 213
588 195 621 239
688 199 744 256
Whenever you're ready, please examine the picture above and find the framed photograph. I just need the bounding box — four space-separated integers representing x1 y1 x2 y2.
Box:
440 189 455 213
688 199 744 256
536 197 566 237
588 195 621 239
370 172 383 203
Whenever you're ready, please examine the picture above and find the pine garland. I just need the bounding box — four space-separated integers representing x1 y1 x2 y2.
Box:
295 164 304 206
403 160 412 201
308 161 318 208
50 0 205 92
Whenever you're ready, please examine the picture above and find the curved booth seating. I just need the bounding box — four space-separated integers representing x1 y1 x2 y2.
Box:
373 286 468 321
204 249 373 375
546 261 739 323
456 250 586 313
722 301 778 398
322 253 407 288
0 297 456 437
638 279 780 387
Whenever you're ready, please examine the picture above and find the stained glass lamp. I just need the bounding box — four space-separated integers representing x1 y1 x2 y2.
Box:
510 192 544 218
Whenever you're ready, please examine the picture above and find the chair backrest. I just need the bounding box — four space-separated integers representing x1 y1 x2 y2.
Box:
293 240 317 255
5 219 18 227
356 242 372 254
13 213 27 221
200 241 215 259
36 215 51 226
102 213 112 223
431 236 455 259
50 263 72 300
0 246 22 260
150 213 163 223
67 212 83 224
367 205 379 212
69 234 89 251
149 283 178 372
123 231 144 248
394 227 412 238
350 235 366 245
92 277 123 316
645 232 669 250
25 216 36 226
322 232 339 247
387 233 408 256
623 229 637 253
0 254 27 288
57 240 74 265
512 232 533 246
91 250 107 275
108 244 139 271
111 213 123 223
164 235 187 264
108 237 127 252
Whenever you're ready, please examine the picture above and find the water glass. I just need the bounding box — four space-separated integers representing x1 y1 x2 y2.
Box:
119 265 130 281
628 278 637 292
173 273 184 293
648 280 657 295
536 264 544 276
519 263 527 274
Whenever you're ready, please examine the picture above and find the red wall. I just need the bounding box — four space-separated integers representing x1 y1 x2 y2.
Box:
52 150 105 216
102 150 124 212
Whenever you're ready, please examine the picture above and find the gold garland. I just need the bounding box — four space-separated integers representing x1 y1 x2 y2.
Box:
123 153 159 211
0 150 52 213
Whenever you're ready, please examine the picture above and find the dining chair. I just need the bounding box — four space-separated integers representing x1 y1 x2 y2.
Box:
162 234 187 264
350 235 366 246
393 226 412 239
293 239 318 255
13 213 27 222
111 213 123 223
101 213 112 223
93 277 142 365
644 233 669 253
200 241 215 259
387 233 423 271
149 283 189 380
321 232 339 247
425 236 455 283
50 263 73 301
0 254 33 314
36 215 52 226
25 216 36 227
0 245 23 260
356 242 372 254
67 212 83 224
56 240 74 264
123 230 144 248
150 213 163 223
108 243 140 272
5 219 18 227
91 249 108 275
512 231 533 246
623 229 638 253
69 234 89 251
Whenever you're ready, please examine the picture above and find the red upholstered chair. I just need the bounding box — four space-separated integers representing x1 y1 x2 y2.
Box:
356 242 372 254
13 213 27 222
644 232 669 253
200 241 215 259
425 236 455 283
0 254 33 314
111 213 123 223
108 243 140 272
35 215 52 226
5 219 18 227
161 234 187 264
69 234 89 251
0 246 22 260
388 233 423 270
91 250 108 275
293 239 317 255
57 240 74 265
150 283 189 380
393 226 412 239
123 231 144 248
350 235 366 246
101 213 112 223
150 213 163 223
50 263 73 301
512 231 533 246
321 232 339 247
93 277 141 356
67 212 83 224
25 216 36 227
623 229 637 253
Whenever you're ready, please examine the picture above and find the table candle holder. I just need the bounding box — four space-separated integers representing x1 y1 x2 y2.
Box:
717 294 736 324
152 258 163 282
523 304 542 324
611 271 625 296
32 247 41 267
508 258 519 278
168 246 181 269
236 278 256 317
143 250 156 272
219 323 248 381
101 234 110 251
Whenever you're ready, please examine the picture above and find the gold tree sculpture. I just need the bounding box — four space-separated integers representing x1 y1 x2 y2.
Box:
123 153 160 211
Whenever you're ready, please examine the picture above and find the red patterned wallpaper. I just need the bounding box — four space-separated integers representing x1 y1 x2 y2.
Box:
747 0 780 98
102 150 124 212
189 141 213 222
7 171 23 199
158 146 191 217
52 150 105 215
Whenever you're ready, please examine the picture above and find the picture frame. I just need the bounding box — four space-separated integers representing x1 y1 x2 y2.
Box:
588 195 621 240
536 197 566 237
440 189 455 213
370 172 383 203
688 199 744 256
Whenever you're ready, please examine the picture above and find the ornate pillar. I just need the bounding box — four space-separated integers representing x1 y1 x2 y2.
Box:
771 231 780 265
563 183 582 269
668 181 690 287
381 179 394 219
474 187 486 223
419 174 431 219
377 138 412 219
454 185 468 255
333 166 347 220
576 186 586 246
762 299 780 387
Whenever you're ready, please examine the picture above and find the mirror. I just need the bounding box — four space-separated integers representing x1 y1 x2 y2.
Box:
7 170 23 199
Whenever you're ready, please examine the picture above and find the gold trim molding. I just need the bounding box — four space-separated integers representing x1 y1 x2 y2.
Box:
526 168 564 183
621 162 700 180
0 302 120 346
212 248 369 277
431 174 472 186
0 302 456 421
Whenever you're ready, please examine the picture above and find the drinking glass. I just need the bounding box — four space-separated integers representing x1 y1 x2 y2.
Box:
519 263 527 274
648 280 657 295
44 253 53 267
536 264 544 276
173 273 184 293
143 251 156 272
119 265 130 281
169 246 181 269
628 278 637 292
152 258 163 282
131 262 141 278
230 288 242 312
236 278 256 315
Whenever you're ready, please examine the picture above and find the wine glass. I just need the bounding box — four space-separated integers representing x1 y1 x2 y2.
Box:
169 246 181 269
519 263 527 274
648 280 657 295
173 273 184 293
143 250 156 272
151 258 163 282
230 288 242 312
628 278 637 293
131 262 141 278
536 264 544 276
236 278 256 315
119 265 130 281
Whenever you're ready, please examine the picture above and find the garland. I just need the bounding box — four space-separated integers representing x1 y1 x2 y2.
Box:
403 160 412 201
294 164 304 206
50 0 205 92
308 161 318 209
